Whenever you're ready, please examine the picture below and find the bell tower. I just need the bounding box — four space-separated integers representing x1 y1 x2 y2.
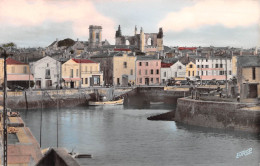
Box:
89 25 102 48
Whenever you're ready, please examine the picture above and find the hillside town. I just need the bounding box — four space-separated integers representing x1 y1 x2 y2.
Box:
1 25 259 102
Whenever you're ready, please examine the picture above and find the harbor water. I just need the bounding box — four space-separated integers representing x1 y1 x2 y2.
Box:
18 101 260 166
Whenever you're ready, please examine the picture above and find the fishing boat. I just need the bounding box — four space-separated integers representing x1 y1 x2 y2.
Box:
88 98 124 106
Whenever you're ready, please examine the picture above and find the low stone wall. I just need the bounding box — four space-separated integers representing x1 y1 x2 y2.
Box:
1 90 93 110
175 98 260 132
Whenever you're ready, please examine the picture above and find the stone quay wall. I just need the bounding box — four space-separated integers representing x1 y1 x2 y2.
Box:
175 97 260 132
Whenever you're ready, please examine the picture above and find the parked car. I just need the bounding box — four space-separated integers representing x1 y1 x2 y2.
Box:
8 85 25 91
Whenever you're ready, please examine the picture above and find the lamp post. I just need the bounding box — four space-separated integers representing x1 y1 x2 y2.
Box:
1 50 8 166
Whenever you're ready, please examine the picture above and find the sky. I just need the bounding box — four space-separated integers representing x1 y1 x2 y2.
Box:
0 0 259 48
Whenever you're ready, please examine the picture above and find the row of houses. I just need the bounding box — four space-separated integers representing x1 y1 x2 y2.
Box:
0 51 259 100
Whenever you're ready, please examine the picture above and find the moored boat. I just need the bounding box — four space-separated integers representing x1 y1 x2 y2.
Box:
88 98 124 106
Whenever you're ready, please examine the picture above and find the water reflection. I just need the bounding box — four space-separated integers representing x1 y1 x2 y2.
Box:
17 102 260 166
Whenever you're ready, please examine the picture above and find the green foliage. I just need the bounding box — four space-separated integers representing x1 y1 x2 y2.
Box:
2 42 16 48
57 38 75 47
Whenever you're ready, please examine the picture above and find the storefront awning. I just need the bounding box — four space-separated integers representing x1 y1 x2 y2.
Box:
63 78 81 82
7 74 34 81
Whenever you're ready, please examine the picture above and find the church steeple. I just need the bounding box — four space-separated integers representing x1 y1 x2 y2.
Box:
134 25 137 35
115 25 122 38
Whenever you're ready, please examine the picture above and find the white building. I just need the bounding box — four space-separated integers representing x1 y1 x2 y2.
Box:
195 56 232 80
170 61 186 78
30 56 61 89
161 62 173 84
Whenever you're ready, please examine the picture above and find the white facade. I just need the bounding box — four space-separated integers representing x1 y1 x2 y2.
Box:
170 61 186 78
30 56 61 89
195 57 232 80
161 67 172 84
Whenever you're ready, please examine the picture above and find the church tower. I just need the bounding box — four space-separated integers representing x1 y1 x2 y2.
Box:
140 27 145 52
157 27 164 52
115 25 122 45
89 25 102 48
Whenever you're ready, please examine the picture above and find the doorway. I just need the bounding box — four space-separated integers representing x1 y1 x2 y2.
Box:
248 84 257 98
145 78 149 85
70 81 74 88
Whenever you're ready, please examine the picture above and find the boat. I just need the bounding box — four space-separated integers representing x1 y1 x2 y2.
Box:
74 154 92 158
69 151 92 158
88 98 124 106
150 101 164 105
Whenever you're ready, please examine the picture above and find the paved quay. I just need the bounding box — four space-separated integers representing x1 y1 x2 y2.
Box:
0 111 43 165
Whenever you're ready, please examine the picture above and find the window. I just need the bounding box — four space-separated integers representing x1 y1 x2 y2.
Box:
23 66 27 74
215 64 219 68
201 65 204 68
205 65 209 68
151 69 153 74
76 69 79 77
206 59 208 62
145 70 148 75
252 67 256 80
81 78 83 84
229 71 232 75
198 59 200 62
70 69 73 77
47 63 49 67
220 64 223 68
130 69 133 75
156 78 159 83
197 65 200 68
178 66 182 69
188 71 190 76
124 62 127 68
117 78 120 85
96 32 99 40
156 69 159 74
146 62 148 66
201 71 203 75
85 78 88 84
175 72 177 77
197 71 199 76
192 71 194 76
45 69 50 78
189 64 193 68
151 78 153 83
139 78 142 83
139 62 142 66
139 69 141 75
220 71 224 75
206 71 208 76
164 72 166 77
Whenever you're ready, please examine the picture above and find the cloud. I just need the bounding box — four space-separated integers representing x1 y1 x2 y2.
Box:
0 0 115 40
159 0 259 32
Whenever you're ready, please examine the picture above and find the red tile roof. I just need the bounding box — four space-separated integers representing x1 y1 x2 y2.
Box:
178 47 197 51
161 62 173 68
114 48 131 52
72 58 96 63
6 58 25 65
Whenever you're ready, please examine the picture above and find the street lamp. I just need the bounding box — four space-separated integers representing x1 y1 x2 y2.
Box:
0 49 10 166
